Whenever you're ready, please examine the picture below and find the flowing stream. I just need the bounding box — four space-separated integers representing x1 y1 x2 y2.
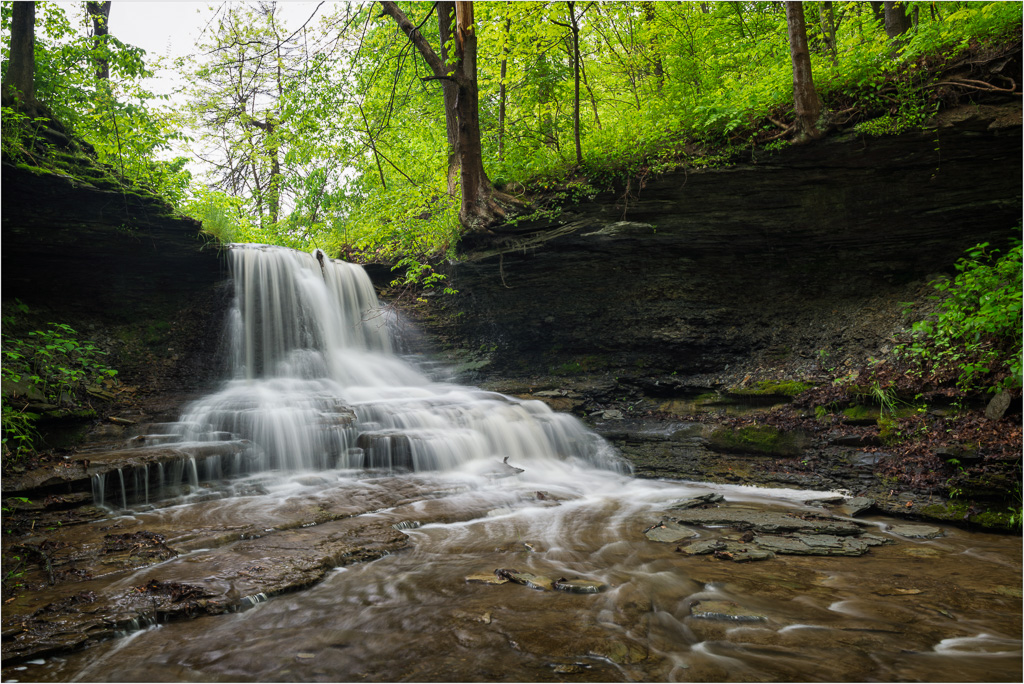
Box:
5 246 1020 683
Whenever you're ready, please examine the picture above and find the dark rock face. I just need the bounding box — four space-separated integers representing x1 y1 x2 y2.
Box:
2 163 222 320
414 111 1021 383
1 162 228 407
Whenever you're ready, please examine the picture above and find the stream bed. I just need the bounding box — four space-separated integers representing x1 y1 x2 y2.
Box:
4 466 1020 683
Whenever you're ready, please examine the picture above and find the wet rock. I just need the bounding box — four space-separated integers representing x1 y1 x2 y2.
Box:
669 508 861 536
861 534 894 547
668 492 725 509
392 520 422 531
465 573 510 586
836 496 875 517
553 578 608 594
711 543 775 562
707 426 807 457
804 495 846 507
690 599 766 622
551 663 586 674
587 638 648 664
644 520 699 543
495 569 554 591
985 390 1013 420
753 534 872 556
827 431 882 447
886 523 944 539
676 539 725 556
593 409 625 420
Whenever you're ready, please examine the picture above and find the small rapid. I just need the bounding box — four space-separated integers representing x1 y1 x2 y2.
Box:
171 244 625 477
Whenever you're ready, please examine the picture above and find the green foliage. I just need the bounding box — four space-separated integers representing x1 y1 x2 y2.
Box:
6 1 1021 273
13 324 119 400
900 238 1023 392
0 403 39 463
1 321 118 463
0 3 191 205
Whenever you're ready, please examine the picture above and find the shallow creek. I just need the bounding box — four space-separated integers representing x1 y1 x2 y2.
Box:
6 465 1020 683
7 245 1018 682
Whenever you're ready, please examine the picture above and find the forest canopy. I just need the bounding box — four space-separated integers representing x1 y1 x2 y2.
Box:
1 1 1021 269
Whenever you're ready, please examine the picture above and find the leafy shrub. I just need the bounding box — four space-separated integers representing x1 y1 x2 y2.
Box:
1 323 118 463
900 238 1023 392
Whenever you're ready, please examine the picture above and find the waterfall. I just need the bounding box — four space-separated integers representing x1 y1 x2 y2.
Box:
172 244 626 475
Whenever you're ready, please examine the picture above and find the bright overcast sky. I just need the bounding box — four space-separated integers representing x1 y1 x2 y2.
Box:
102 1 328 97
79 1 330 172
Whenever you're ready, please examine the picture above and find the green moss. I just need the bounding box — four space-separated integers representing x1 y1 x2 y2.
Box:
708 425 805 457
729 381 813 398
843 405 879 424
549 355 606 376
919 501 1018 531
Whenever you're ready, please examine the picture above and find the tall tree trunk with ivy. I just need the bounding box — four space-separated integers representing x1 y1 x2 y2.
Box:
86 1 112 80
785 1 822 143
2 1 36 110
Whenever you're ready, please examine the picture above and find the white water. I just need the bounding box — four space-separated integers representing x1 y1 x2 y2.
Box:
172 244 626 476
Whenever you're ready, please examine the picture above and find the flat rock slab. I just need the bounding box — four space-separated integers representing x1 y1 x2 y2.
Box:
690 599 766 622
754 534 872 557
887 523 944 539
644 520 699 543
2 519 408 663
669 507 861 536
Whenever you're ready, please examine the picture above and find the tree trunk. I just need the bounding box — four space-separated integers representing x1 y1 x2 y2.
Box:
453 1 496 228
86 1 112 80
884 1 912 48
266 116 281 224
819 1 838 64
2 1 36 108
568 1 582 166
642 2 664 90
437 1 461 195
579 51 601 130
498 16 510 161
869 1 884 26
785 1 822 143
380 0 514 231
884 1 912 39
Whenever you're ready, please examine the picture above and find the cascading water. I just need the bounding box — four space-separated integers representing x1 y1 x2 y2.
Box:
172 244 625 477
10 245 1022 684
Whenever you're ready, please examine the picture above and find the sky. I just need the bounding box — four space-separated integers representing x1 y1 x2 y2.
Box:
101 2 328 98
74 1 330 172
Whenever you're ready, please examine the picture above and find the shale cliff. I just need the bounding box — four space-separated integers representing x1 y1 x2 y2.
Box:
1 158 228 419
398 103 1022 390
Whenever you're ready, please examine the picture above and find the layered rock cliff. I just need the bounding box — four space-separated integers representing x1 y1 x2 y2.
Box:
398 103 1022 390
1 159 227 421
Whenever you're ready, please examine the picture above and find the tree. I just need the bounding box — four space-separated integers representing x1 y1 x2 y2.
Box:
2 1 36 110
85 1 112 80
380 0 514 231
437 1 461 195
883 1 912 41
553 1 583 166
784 1 822 143
183 3 296 228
